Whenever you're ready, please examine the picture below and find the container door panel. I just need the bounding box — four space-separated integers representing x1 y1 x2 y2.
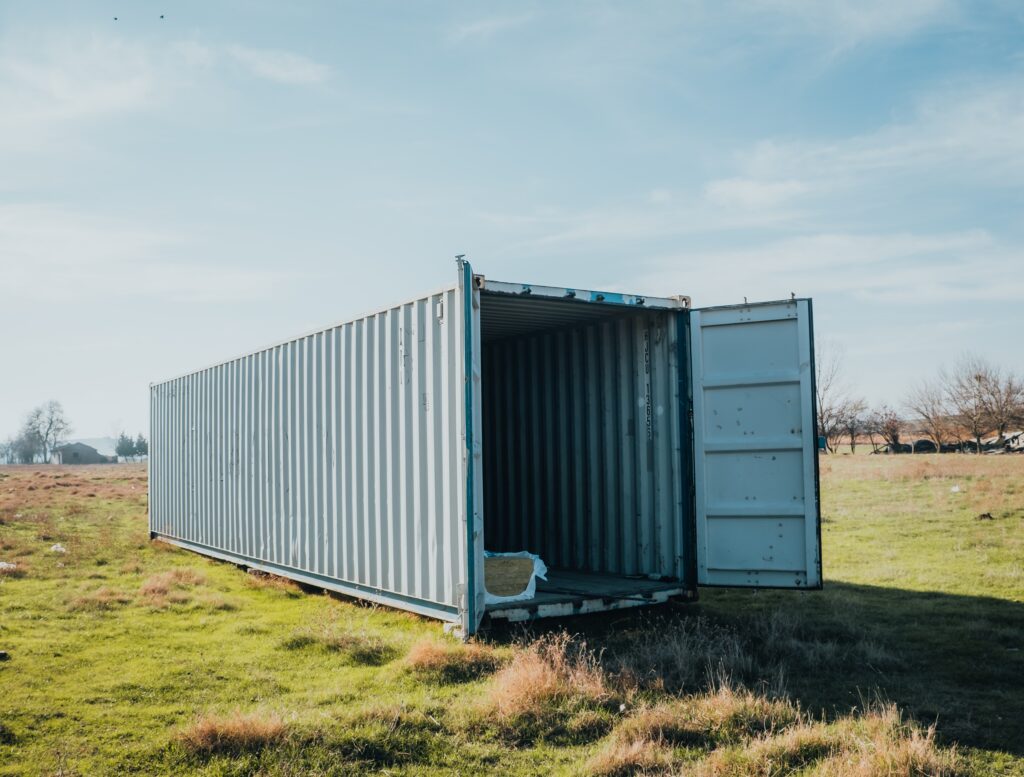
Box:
690 300 821 588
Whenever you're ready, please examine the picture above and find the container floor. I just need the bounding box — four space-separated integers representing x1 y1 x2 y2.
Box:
484 569 689 624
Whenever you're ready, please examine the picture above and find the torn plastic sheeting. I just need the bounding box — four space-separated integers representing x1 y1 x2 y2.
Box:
483 550 548 605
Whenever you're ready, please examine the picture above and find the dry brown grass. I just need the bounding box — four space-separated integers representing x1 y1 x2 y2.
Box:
69 587 132 611
486 633 613 720
833 451 1022 483
0 560 27 578
613 616 754 693
0 465 147 512
693 704 960 777
625 686 798 748
583 685 799 776
586 736 673 777
404 638 503 683
469 632 619 744
139 568 206 608
175 709 286 755
243 568 300 592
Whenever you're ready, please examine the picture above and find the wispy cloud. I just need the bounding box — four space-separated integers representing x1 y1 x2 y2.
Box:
740 77 1024 184
0 33 156 149
225 45 329 85
703 178 810 208
639 229 1023 306
0 204 293 304
447 14 535 43
745 0 960 51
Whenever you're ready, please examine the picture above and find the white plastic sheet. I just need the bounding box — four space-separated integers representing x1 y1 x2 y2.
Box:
483 550 548 605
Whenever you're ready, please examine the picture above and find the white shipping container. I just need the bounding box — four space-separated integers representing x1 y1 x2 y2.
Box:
150 260 821 634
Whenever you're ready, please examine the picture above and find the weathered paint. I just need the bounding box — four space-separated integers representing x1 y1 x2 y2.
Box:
689 299 822 588
150 267 473 628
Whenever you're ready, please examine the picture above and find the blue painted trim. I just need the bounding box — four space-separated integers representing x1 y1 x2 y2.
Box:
677 311 698 594
805 299 823 589
461 260 478 633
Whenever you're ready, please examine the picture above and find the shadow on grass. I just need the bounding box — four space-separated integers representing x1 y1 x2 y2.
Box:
482 581 1024 756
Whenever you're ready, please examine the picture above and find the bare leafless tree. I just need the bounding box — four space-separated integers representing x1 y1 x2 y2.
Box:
981 366 1024 442
905 379 955 451
838 398 868 453
942 356 995 454
22 401 72 463
815 341 866 453
863 410 881 452
874 405 904 453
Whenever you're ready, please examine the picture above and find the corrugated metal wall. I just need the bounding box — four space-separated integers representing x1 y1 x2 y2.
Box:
481 310 686 580
149 285 469 623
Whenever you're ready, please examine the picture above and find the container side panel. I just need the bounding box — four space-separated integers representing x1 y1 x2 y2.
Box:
149 288 465 623
481 310 684 580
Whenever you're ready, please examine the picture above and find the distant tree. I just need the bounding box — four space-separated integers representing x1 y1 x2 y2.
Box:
116 432 137 461
12 429 43 463
0 438 14 464
905 379 955 451
134 434 148 458
863 411 881 452
22 401 72 463
942 355 994 454
874 405 904 453
814 340 853 454
837 398 868 453
980 365 1024 443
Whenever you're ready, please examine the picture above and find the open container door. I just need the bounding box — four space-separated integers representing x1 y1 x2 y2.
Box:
689 299 821 588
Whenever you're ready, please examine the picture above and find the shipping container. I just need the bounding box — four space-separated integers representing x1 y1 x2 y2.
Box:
150 260 821 635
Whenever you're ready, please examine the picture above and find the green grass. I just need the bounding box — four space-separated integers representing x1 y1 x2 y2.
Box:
0 456 1021 776
695 453 1024 775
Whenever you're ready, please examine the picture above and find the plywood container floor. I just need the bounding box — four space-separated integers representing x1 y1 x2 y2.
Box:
484 569 689 623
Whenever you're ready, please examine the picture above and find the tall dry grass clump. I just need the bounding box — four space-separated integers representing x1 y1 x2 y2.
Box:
586 736 673 777
585 683 799 776
405 638 503 683
176 709 286 755
488 632 612 718
139 568 206 608
809 704 960 777
69 586 133 611
693 703 960 777
472 632 618 744
612 616 757 693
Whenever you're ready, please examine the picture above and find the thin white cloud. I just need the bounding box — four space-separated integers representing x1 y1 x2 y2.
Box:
0 204 292 304
639 229 1023 307
448 14 535 43
0 33 156 149
225 45 329 85
741 77 1024 184
703 178 809 208
745 0 959 50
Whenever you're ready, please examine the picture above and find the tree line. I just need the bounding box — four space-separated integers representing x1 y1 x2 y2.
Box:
817 348 1024 454
0 402 148 464
116 432 149 461
0 401 72 464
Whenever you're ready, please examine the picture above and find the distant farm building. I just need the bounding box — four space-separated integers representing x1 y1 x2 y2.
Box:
52 442 117 465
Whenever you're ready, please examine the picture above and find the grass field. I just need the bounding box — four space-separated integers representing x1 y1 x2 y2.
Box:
0 455 1021 776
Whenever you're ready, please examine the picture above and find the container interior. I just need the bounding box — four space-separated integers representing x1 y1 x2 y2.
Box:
479 291 690 617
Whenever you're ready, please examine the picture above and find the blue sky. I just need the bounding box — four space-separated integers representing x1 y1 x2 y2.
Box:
1 1 1022 439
